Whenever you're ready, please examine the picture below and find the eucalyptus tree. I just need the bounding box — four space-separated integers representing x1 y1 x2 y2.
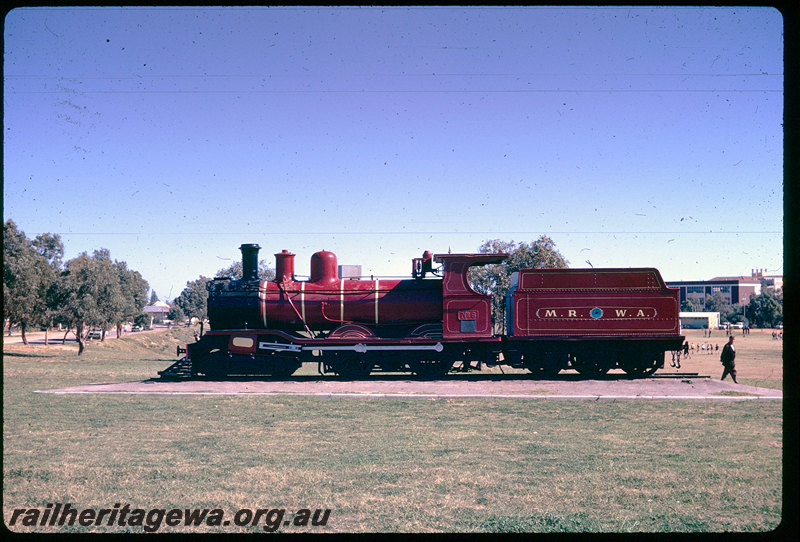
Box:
3 220 62 344
468 236 568 333
48 252 103 354
113 260 149 337
746 289 782 328
173 276 212 323
215 259 275 281
48 249 136 354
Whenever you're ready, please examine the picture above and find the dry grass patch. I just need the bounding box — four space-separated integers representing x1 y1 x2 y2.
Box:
669 328 782 389
3 327 784 533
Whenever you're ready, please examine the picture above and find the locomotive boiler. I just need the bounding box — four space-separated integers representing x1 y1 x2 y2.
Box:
164 243 684 379
206 245 443 334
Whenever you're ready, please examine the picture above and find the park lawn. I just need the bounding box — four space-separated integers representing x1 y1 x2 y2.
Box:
667 328 783 391
3 327 784 533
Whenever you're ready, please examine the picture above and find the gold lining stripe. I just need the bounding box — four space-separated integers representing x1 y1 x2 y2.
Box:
375 279 379 324
260 281 268 327
340 280 345 322
301 282 306 322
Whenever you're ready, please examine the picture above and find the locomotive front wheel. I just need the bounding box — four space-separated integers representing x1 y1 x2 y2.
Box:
270 362 300 378
197 350 228 379
331 355 373 378
409 359 454 378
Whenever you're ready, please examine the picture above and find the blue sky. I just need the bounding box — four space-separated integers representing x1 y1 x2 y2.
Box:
4 6 783 301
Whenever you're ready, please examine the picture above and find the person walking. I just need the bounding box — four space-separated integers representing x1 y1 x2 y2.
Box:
720 335 738 383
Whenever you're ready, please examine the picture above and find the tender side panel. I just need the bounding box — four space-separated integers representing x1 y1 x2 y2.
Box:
519 268 665 290
514 294 680 336
512 269 679 337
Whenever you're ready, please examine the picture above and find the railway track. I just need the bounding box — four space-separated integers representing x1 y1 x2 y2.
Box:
159 358 710 381
650 372 710 379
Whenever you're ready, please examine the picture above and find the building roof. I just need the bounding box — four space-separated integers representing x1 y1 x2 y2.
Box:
708 276 762 284
144 301 170 314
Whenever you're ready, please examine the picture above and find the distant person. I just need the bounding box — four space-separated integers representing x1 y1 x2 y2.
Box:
720 335 738 383
683 341 689 357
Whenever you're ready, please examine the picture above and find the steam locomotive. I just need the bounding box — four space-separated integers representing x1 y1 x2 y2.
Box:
163 244 684 379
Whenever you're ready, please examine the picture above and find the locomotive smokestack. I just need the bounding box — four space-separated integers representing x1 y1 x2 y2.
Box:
275 249 296 282
240 243 261 281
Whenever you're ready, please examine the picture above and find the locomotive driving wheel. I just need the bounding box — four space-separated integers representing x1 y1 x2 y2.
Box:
328 353 373 378
326 324 376 378
408 358 454 378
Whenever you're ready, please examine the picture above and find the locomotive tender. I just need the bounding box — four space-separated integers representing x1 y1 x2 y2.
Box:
169 244 684 379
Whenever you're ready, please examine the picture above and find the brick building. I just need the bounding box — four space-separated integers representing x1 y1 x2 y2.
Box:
666 269 781 308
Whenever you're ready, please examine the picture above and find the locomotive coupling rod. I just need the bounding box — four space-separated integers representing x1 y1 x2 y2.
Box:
306 342 444 353
258 341 302 353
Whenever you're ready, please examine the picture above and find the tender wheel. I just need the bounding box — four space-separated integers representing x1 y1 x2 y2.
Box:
570 353 612 377
330 354 373 378
619 354 661 378
409 359 454 378
527 365 563 378
522 351 567 377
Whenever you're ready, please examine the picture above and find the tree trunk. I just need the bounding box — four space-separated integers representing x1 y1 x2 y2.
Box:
76 323 85 355
20 322 28 345
62 328 70 344
116 322 123 338
44 327 49 346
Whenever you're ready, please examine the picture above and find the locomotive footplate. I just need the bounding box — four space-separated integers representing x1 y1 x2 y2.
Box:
179 329 502 378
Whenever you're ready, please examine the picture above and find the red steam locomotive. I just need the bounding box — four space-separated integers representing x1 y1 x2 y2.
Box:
164 244 684 379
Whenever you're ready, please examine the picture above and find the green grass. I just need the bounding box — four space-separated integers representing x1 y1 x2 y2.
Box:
3 327 784 533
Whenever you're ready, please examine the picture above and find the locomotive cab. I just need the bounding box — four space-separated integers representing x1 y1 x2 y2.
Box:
434 253 508 339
